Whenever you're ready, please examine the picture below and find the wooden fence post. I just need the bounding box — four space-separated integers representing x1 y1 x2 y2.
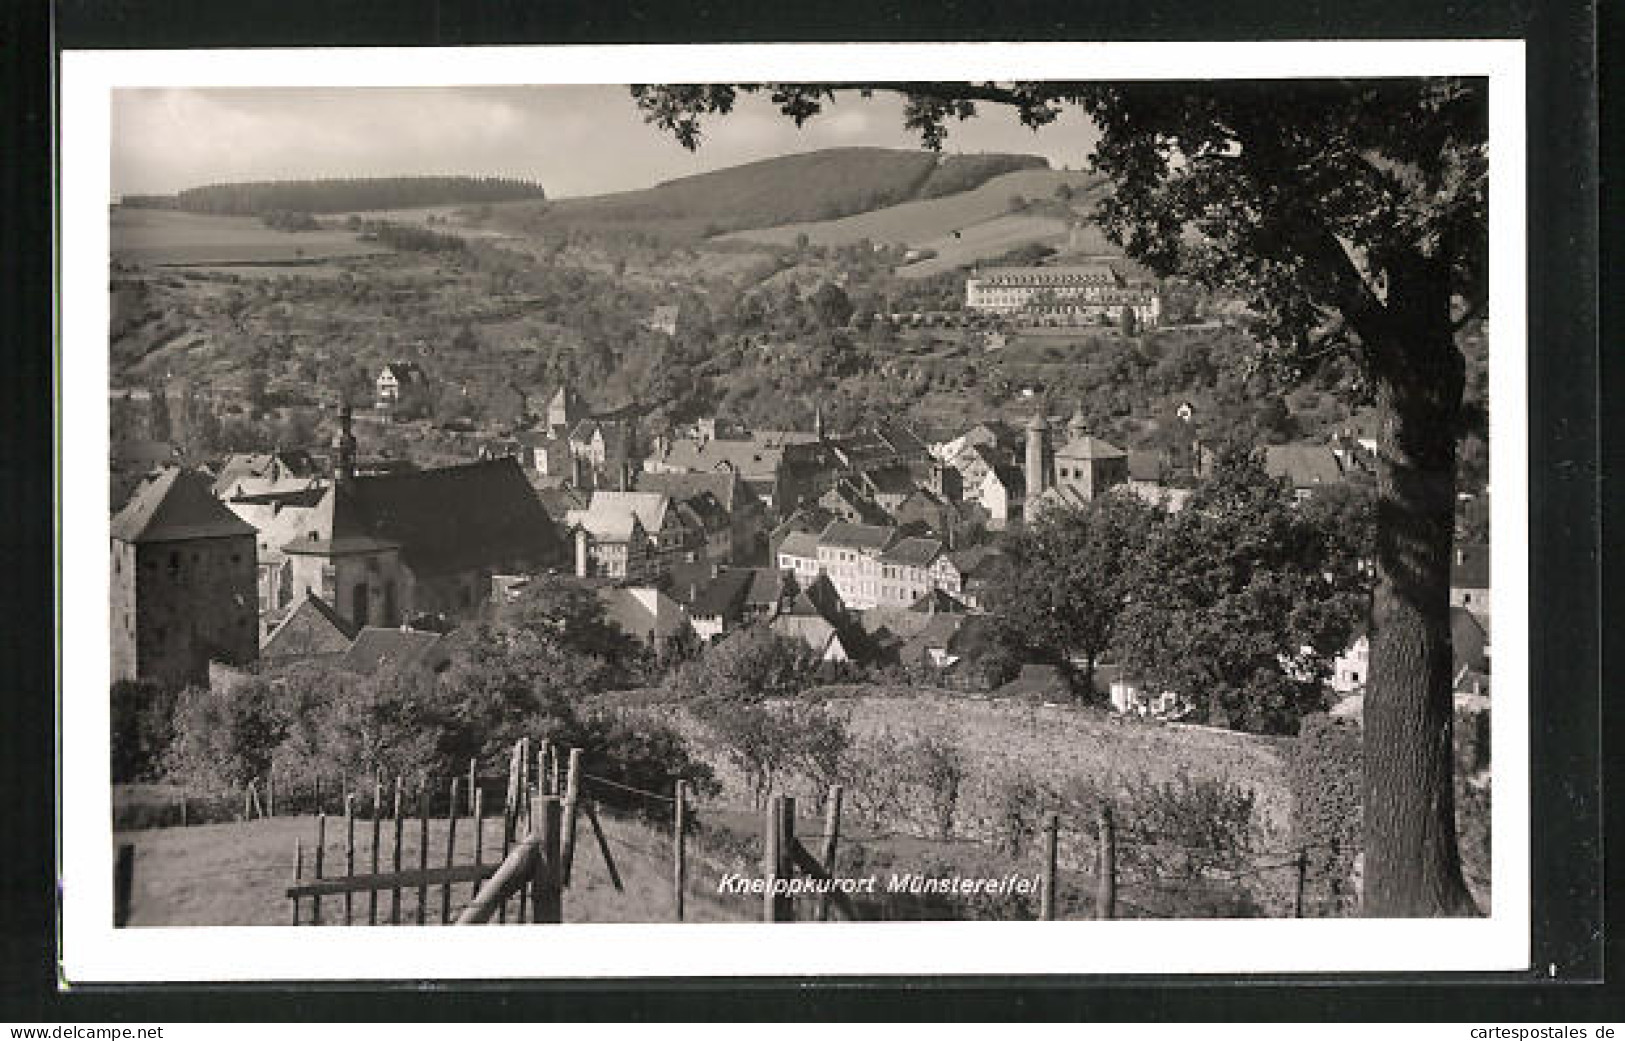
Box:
532 795 563 923
266 769 275 817
816 785 843 922
178 794 187 828
292 838 303 925
416 781 430 925
560 748 582 885
369 779 383 926
390 777 405 925
762 795 795 923
1096 804 1116 921
343 794 356 926
471 787 485 904
312 812 327 926
114 843 134 928
673 780 688 922
467 757 478 820
1040 812 1059 921
505 741 521 845
1293 848 1308 919
314 775 322 817
442 777 460 924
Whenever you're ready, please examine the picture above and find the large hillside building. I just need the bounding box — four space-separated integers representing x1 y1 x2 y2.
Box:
965 264 1161 327
111 467 259 689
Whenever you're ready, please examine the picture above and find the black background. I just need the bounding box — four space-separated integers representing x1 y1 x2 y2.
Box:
2 0 1610 1022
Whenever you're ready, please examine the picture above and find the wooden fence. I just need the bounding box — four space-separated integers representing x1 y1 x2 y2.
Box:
283 739 696 926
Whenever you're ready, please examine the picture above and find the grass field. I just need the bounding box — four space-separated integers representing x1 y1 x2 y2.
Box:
721 169 1106 251
115 806 758 927
111 207 390 266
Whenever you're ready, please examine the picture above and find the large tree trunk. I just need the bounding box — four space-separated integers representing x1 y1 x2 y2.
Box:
1361 266 1479 917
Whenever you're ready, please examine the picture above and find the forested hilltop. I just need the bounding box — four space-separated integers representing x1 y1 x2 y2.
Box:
121 175 548 215
497 149 1048 241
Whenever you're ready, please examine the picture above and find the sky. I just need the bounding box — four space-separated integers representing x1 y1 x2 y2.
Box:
110 85 1103 200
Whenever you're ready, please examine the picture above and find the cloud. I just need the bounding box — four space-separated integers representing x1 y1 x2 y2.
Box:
110 85 1100 198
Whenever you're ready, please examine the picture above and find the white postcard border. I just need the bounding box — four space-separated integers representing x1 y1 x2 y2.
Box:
59 40 1530 981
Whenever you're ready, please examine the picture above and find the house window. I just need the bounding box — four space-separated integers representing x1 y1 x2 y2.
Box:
352 582 369 627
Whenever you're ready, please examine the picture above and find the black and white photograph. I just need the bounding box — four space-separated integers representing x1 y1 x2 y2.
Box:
57 41 1536 981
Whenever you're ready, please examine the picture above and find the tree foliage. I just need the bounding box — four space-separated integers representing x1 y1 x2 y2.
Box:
987 493 1159 696
1113 446 1368 734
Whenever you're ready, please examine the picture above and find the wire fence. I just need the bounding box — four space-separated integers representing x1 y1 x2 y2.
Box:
121 740 1357 925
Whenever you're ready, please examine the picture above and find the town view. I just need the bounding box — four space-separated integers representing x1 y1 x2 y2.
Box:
106 81 1492 927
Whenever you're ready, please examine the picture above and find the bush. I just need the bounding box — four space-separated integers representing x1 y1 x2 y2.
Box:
568 710 719 823
907 730 967 840
1289 713 1363 916
110 679 179 783
990 770 1057 857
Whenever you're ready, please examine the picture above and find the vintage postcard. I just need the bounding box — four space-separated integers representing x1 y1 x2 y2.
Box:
58 41 1530 981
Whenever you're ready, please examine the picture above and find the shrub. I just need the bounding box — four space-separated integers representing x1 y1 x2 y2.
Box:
990 770 1057 857
1289 713 1362 916
907 730 967 840
110 679 179 783
568 710 719 822
165 679 290 790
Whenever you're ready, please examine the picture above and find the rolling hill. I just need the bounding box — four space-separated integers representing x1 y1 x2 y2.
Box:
720 167 1115 274
487 148 1049 243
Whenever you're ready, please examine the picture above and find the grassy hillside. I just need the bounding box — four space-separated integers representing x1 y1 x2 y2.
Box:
723 168 1107 252
111 207 390 267
488 149 1047 243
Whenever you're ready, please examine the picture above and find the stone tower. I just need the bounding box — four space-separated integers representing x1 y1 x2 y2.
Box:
1025 411 1049 499
110 467 259 689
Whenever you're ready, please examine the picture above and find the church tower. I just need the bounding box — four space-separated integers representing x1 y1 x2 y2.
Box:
1025 411 1049 499
333 402 357 483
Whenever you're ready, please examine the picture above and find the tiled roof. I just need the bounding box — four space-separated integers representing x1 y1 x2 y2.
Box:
1450 606 1489 672
778 532 821 560
862 466 917 497
584 492 671 537
262 591 358 661
1263 445 1343 489
947 544 1004 577
986 463 1026 493
909 588 968 614
689 569 755 618
111 467 256 543
880 536 943 568
819 521 895 552
339 627 447 676
636 470 744 513
598 586 690 644
971 263 1121 286
655 437 785 478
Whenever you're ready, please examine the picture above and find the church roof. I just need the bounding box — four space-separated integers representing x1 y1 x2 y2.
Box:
329 457 561 575
111 467 256 543
1055 435 1127 460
